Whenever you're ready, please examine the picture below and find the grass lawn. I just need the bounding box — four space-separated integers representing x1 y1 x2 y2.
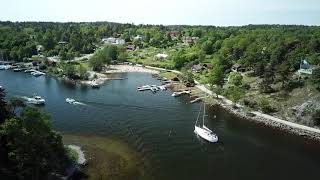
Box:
160 71 177 79
128 58 175 69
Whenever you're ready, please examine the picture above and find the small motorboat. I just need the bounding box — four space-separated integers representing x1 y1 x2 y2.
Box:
66 98 76 104
171 92 181 97
90 82 100 88
137 85 151 91
24 95 46 105
24 69 36 73
13 68 22 72
10 65 18 69
4 65 12 70
172 90 191 97
31 71 46 77
158 85 167 91
66 98 85 105
150 87 158 93
190 97 201 104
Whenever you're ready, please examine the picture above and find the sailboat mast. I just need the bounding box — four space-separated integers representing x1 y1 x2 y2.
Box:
202 103 205 127
195 103 202 126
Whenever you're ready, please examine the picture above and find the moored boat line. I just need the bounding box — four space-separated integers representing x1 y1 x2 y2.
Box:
137 84 168 92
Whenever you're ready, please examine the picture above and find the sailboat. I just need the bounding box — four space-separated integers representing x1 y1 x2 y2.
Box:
194 103 218 143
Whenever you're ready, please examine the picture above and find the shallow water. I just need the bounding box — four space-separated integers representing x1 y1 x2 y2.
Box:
1 70 320 180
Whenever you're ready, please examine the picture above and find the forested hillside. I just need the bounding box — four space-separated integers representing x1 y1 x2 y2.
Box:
1 21 320 126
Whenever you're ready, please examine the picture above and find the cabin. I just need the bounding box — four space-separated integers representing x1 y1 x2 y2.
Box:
182 36 199 45
102 37 125 45
47 59 58 67
169 31 179 40
126 44 135 51
134 35 143 41
298 60 318 75
191 64 211 73
154 53 168 60
192 64 205 73
110 60 118 65
58 41 68 45
36 45 44 53
231 64 246 72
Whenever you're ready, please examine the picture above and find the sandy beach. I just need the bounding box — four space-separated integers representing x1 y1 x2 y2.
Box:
81 71 109 86
105 65 159 74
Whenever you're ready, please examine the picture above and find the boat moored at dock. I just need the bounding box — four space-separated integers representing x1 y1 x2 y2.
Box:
13 68 22 72
31 71 46 77
171 90 191 97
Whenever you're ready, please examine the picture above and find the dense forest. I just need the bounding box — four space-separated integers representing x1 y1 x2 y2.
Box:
1 21 320 69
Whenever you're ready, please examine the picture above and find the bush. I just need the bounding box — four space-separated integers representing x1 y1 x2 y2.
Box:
243 98 257 108
39 64 47 70
223 86 246 103
283 79 304 92
312 109 320 125
66 146 79 163
257 97 275 113
228 72 243 86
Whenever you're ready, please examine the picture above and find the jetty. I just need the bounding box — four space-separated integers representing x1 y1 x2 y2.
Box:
190 97 202 103
137 84 168 92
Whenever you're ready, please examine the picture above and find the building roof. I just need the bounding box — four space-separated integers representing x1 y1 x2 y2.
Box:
155 53 168 59
192 64 203 71
232 63 242 69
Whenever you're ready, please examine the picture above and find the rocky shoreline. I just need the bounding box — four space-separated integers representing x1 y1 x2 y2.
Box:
154 69 320 142
214 101 320 141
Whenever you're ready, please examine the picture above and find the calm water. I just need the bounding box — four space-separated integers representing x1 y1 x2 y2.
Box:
1 70 320 180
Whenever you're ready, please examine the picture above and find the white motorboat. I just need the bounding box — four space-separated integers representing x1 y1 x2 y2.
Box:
172 90 191 97
158 85 167 91
150 87 158 93
66 98 85 105
194 103 218 143
137 85 151 91
0 65 5 70
31 71 46 77
190 97 201 104
25 69 36 73
91 83 100 88
13 68 22 72
66 98 76 104
171 92 181 97
24 95 46 105
2 65 12 70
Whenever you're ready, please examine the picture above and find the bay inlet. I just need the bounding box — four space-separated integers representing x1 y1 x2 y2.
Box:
1 70 320 180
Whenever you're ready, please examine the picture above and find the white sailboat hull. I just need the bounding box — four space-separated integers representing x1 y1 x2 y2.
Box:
194 126 218 143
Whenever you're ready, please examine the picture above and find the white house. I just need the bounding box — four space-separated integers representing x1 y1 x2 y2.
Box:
134 35 143 41
298 59 318 75
154 53 168 60
102 37 125 45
